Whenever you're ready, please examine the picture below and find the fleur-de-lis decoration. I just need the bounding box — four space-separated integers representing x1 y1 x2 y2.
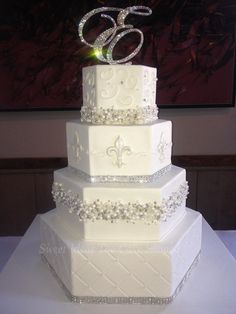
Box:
106 136 132 168
157 132 172 162
71 131 84 161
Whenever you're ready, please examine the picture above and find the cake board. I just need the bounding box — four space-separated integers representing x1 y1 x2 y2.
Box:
0 211 236 314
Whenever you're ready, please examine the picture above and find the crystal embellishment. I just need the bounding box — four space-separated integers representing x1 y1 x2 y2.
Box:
81 105 158 125
52 181 189 224
78 6 152 64
67 165 171 183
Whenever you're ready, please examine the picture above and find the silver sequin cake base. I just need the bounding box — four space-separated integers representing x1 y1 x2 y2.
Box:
41 252 201 305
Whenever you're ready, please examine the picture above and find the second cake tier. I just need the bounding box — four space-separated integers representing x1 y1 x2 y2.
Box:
67 119 172 178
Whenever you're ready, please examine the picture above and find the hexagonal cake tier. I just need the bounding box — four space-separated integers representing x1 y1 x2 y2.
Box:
52 165 187 242
66 120 172 177
40 208 202 303
81 65 158 125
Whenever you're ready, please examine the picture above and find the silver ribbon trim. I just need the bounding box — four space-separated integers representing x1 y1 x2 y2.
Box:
68 164 171 183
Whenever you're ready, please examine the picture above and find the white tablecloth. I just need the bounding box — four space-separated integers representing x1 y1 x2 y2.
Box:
0 237 21 272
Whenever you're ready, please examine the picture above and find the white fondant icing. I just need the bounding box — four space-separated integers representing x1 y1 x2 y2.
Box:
82 65 157 111
66 120 172 176
53 165 187 241
40 208 202 298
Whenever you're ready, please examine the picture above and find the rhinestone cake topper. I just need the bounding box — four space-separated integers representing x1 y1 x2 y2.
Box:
78 6 152 64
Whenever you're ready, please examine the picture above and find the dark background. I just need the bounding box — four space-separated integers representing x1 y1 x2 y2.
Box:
0 0 235 110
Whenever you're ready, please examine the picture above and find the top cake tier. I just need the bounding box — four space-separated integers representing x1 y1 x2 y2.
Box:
81 65 158 125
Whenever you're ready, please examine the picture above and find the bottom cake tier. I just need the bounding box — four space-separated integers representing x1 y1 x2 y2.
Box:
40 208 202 304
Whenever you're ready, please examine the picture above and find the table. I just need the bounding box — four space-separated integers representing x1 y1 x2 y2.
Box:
0 237 21 272
0 215 236 314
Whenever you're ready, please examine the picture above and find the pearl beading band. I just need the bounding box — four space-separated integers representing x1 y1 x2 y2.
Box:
81 105 158 125
52 181 189 224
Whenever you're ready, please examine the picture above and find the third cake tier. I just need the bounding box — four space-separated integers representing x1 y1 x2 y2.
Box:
52 165 187 242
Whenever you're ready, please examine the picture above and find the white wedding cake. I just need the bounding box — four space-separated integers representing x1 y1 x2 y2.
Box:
40 6 202 304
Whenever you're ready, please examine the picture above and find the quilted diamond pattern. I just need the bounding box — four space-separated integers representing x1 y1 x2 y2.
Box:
40 208 202 299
